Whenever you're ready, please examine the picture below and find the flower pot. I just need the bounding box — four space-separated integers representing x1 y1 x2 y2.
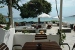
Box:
40 31 44 34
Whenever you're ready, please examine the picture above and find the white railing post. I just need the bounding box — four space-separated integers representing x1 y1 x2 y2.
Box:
59 0 63 30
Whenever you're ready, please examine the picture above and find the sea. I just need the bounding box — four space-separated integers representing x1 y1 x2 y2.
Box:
6 16 75 24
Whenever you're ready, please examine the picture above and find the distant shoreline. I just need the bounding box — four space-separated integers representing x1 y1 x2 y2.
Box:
6 17 75 24
69 15 75 17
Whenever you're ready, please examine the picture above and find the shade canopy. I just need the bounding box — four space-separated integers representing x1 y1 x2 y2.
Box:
37 13 51 18
37 13 51 23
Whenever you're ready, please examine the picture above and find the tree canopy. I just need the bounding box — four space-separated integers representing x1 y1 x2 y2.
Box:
20 0 52 18
0 0 52 19
0 13 7 24
0 0 20 6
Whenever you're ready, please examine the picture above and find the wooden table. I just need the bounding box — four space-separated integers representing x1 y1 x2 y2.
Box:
22 41 62 50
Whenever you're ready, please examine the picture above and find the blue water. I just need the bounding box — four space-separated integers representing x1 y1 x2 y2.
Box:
62 17 75 24
6 16 75 24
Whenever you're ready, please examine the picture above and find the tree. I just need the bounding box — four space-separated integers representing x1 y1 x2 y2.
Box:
18 0 52 23
19 0 52 18
0 0 52 19
0 0 20 7
0 0 20 27
0 13 7 24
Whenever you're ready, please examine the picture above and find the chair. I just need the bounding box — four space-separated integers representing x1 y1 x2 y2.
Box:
35 34 47 40
0 43 9 50
38 25 41 28
60 43 70 50
34 34 50 42
12 44 22 50
72 43 75 50
73 26 75 31
47 25 52 29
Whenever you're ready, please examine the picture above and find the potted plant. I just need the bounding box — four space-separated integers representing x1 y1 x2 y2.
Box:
56 29 66 45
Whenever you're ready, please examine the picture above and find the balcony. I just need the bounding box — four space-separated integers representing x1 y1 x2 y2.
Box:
0 25 73 50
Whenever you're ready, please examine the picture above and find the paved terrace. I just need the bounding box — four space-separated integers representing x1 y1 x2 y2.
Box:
15 26 75 50
46 26 75 50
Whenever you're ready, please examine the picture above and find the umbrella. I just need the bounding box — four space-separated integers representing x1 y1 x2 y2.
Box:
37 13 51 23
38 13 51 18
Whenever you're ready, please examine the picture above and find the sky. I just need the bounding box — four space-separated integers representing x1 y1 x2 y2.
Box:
0 0 75 18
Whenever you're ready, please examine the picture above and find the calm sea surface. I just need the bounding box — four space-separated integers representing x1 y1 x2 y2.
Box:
6 16 75 24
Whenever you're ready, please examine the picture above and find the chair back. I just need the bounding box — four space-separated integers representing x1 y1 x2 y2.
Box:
0 43 9 50
35 34 47 40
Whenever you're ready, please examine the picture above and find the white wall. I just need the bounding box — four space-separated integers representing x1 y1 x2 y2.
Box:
14 34 35 46
47 35 59 44
0 28 5 44
4 28 15 50
0 28 15 50
14 34 59 49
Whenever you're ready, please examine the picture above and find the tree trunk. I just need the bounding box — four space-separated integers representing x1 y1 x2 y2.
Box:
8 0 14 28
8 5 11 27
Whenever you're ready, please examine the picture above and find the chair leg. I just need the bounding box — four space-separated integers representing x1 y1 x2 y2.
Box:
60 43 70 50
12 44 22 50
72 44 75 50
